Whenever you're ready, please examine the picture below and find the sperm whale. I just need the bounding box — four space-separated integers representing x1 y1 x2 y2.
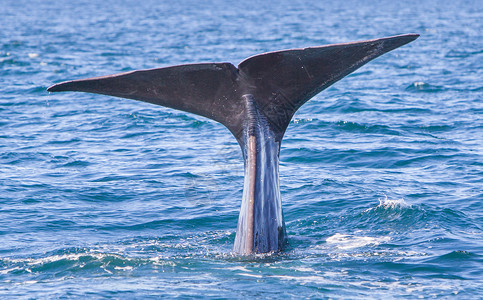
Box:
48 34 419 255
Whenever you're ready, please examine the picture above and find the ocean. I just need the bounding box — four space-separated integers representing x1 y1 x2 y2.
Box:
1 0 482 298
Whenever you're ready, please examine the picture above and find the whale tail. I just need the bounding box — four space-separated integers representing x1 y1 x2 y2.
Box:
48 34 419 254
48 34 418 145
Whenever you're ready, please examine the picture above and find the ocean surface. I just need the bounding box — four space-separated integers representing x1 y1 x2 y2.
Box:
1 0 482 298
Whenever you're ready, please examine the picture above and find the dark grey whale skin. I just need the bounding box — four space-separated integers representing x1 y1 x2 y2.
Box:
48 34 419 255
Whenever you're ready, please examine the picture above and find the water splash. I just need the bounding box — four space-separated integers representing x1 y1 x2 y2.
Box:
376 195 411 209
325 233 390 250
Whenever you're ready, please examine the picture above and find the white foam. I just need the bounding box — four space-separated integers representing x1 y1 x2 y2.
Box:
239 272 263 278
224 266 251 272
23 252 111 266
13 280 38 285
0 266 21 274
377 195 411 209
325 233 390 250
114 266 134 271
363 195 411 213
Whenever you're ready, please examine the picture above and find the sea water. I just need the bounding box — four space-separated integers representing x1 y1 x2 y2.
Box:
1 0 482 298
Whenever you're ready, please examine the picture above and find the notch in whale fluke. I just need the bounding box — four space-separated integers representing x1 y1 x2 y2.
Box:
48 34 419 145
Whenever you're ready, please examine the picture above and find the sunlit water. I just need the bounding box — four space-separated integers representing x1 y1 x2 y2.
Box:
1 0 482 298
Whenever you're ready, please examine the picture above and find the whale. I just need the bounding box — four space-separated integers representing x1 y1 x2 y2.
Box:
48 34 419 255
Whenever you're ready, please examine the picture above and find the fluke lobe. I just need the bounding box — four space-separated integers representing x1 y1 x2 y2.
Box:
48 34 419 255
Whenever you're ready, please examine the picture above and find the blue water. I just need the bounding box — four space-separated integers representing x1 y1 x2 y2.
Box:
1 0 482 298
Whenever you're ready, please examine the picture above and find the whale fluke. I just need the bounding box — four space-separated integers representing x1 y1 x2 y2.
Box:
48 34 419 254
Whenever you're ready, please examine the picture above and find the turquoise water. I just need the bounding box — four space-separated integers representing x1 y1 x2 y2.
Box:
1 0 482 298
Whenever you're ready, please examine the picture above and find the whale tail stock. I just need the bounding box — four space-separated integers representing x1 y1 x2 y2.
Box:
48 34 419 254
